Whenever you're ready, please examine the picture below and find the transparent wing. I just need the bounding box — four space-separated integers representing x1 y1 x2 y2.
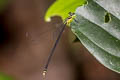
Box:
25 22 63 43
53 23 64 41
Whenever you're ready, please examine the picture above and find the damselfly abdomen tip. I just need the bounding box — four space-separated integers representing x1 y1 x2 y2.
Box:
42 70 47 79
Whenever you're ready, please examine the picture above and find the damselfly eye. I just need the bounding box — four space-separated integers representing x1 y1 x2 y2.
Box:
69 12 72 16
68 12 75 16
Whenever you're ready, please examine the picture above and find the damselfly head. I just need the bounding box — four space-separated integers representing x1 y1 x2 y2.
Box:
65 12 76 25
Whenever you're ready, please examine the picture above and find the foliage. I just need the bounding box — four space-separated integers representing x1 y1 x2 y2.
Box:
0 0 8 12
45 0 120 73
45 0 86 21
0 73 13 80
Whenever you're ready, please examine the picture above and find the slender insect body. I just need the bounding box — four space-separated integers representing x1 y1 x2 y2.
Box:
42 12 76 79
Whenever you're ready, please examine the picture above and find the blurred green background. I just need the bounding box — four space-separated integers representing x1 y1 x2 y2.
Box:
0 0 120 80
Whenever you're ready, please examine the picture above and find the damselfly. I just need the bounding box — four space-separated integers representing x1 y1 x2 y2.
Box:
42 12 76 79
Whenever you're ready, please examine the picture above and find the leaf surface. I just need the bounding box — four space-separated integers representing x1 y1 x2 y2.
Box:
71 0 120 73
45 0 85 21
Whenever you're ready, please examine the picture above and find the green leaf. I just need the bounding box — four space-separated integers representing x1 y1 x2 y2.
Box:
0 72 13 80
0 0 8 12
71 0 120 73
45 0 86 22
